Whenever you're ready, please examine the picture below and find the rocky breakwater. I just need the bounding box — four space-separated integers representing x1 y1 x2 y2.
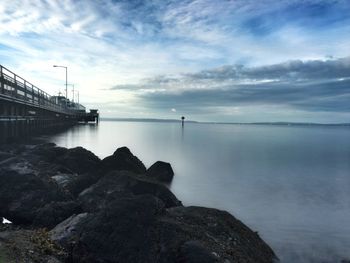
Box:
0 142 278 263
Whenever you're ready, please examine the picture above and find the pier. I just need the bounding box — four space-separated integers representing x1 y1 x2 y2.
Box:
0 65 98 142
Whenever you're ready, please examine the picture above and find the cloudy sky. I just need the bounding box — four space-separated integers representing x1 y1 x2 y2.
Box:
0 0 350 123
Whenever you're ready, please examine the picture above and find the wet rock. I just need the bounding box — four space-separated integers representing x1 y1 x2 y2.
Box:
0 169 71 226
56 147 101 174
146 161 174 183
100 147 146 175
78 170 181 211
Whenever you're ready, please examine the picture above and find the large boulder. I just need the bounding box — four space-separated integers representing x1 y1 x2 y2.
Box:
50 202 277 263
146 161 174 183
158 206 277 263
0 169 72 226
51 195 165 263
177 240 219 263
56 147 101 174
63 172 102 197
78 170 181 211
33 201 82 228
28 143 61 162
100 147 146 175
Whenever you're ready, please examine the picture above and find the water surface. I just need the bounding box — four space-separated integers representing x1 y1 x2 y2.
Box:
45 121 350 262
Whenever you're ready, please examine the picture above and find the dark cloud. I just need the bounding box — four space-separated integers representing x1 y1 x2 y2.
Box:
188 57 350 81
110 57 350 114
140 78 350 112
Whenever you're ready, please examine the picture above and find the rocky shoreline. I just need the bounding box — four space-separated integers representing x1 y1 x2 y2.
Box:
0 141 277 263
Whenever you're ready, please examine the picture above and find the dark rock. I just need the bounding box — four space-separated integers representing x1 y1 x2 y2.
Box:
65 172 102 197
51 195 165 263
29 143 59 162
0 157 36 174
100 147 146 175
52 174 76 187
50 213 90 246
0 151 15 162
33 201 82 228
56 147 101 174
0 169 71 226
177 240 219 263
0 226 67 263
50 202 277 263
158 206 277 263
146 161 174 183
51 146 69 157
78 170 181 211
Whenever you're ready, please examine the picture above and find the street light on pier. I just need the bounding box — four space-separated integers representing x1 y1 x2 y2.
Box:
53 65 68 104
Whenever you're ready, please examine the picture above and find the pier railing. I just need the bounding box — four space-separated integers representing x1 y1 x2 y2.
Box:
0 65 75 115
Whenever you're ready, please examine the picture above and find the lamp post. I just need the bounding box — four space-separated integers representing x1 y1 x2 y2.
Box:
53 65 68 105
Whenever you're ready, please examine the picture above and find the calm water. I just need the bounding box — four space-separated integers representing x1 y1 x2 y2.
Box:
45 121 350 263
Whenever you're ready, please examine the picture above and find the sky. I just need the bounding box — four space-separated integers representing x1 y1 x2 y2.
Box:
0 0 350 123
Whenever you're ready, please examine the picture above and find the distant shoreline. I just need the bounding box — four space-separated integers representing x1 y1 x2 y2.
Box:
100 117 350 126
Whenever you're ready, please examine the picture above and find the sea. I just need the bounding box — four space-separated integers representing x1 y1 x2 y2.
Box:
44 120 350 263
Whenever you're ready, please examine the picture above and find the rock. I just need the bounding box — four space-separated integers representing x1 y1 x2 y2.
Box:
158 206 277 263
78 170 181 211
50 202 277 263
21 144 67 166
33 201 82 228
56 147 101 174
177 240 219 263
100 147 146 175
0 226 67 263
146 161 174 183
50 213 90 246
29 143 59 162
0 151 14 162
51 146 69 157
0 169 71 226
0 157 36 174
51 195 165 263
52 174 78 188
65 172 102 197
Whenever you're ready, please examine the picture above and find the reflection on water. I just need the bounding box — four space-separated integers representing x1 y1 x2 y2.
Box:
45 121 350 263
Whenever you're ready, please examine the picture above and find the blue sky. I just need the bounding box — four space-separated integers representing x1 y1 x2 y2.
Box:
0 0 350 123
